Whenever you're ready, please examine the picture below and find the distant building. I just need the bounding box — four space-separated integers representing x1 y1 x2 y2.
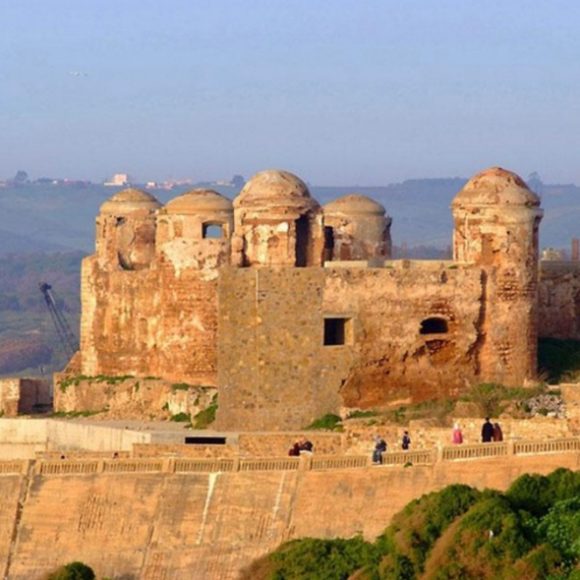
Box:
104 173 130 187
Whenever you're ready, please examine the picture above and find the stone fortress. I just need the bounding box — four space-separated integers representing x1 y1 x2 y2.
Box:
68 166 580 430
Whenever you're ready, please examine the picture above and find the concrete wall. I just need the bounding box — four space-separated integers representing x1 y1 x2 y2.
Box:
0 452 578 580
0 419 153 457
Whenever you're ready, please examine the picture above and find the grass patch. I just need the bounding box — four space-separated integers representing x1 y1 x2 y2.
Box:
192 395 218 429
170 412 191 423
171 382 192 392
347 410 379 419
305 413 343 431
51 409 106 418
58 374 134 392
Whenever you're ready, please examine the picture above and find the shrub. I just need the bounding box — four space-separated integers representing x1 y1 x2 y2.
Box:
47 561 95 580
467 383 506 417
269 537 378 580
305 414 343 431
170 412 191 423
537 496 580 560
192 395 218 429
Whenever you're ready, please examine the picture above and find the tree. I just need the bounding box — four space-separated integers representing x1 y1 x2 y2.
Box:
13 170 28 184
47 561 95 580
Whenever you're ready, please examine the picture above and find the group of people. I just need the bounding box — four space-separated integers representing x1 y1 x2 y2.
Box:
288 437 314 456
290 418 504 463
372 430 411 464
452 419 503 444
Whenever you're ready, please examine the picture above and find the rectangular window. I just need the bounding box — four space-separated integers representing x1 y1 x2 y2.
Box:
324 317 351 346
184 436 226 445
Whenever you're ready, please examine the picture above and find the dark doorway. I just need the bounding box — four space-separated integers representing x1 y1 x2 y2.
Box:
324 226 335 262
295 215 309 267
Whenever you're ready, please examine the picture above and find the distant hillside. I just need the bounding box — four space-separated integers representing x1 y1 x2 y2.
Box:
1 178 579 255
0 252 83 378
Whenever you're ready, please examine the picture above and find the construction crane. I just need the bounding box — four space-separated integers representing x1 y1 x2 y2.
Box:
39 282 78 359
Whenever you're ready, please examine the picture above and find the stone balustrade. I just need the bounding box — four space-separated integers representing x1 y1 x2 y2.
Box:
0 436 578 477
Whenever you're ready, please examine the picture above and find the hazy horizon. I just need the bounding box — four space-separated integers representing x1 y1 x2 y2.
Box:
2 1 580 185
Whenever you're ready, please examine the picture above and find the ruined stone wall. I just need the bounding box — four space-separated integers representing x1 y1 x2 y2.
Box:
0 453 578 580
0 379 50 417
217 262 483 430
539 262 580 340
79 255 219 386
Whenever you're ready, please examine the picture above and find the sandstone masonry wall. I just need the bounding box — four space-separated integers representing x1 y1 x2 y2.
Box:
217 262 483 430
0 453 578 579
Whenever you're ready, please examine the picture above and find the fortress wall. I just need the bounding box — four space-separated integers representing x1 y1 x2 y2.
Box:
539 261 580 340
80 257 219 386
0 453 578 580
323 264 483 406
218 265 483 430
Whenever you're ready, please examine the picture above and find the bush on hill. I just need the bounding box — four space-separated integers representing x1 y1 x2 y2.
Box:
242 469 580 580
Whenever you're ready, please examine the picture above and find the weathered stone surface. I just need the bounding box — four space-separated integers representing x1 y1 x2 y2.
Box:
69 166 580 430
0 378 50 417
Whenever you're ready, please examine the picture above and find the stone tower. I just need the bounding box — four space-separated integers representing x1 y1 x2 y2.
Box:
96 188 161 271
156 188 233 278
232 170 324 267
322 194 392 261
452 167 543 386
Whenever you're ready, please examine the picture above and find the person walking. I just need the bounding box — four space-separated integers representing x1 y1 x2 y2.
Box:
401 431 411 451
493 422 503 442
452 423 463 444
481 418 495 443
372 435 387 464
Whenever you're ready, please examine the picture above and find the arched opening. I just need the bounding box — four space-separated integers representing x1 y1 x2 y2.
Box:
295 215 310 267
202 223 224 239
420 317 448 335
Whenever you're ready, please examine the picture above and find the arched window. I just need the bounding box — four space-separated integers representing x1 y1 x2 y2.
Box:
202 223 224 239
420 317 448 335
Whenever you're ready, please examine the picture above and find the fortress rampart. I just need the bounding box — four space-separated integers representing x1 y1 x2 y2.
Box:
0 442 578 579
58 165 580 429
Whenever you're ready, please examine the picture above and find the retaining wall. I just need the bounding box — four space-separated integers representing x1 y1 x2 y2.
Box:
0 439 578 580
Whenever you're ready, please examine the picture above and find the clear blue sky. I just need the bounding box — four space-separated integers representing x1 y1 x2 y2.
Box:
1 0 579 185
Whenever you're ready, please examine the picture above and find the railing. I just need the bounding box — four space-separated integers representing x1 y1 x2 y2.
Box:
0 460 28 475
383 450 434 466
20 437 580 476
311 455 369 470
514 438 580 455
174 458 235 473
239 457 300 472
103 459 164 473
442 442 508 461
38 460 100 475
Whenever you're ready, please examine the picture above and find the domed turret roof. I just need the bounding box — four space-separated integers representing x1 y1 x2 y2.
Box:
452 167 540 208
100 188 161 214
164 188 233 214
234 169 318 211
324 194 386 216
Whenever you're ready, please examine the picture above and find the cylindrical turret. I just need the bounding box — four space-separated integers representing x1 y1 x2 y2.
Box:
156 188 233 276
232 170 324 267
96 188 161 270
323 194 392 261
452 167 543 386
